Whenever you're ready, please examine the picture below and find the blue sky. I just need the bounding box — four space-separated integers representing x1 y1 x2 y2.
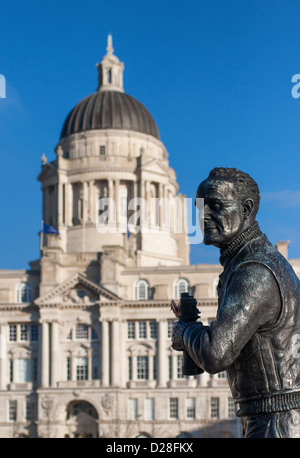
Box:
0 0 299 268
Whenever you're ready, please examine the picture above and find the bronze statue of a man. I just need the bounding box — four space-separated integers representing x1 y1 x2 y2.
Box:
171 167 300 438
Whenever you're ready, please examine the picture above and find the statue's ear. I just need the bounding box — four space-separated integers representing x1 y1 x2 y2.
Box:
242 198 254 219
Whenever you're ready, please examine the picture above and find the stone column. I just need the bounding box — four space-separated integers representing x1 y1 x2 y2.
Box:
157 320 167 387
89 180 95 223
41 321 49 388
148 353 154 382
82 181 89 224
197 371 210 387
158 183 163 227
132 354 137 382
111 320 119 387
53 184 58 227
145 181 151 227
119 321 126 387
71 352 76 382
66 183 73 226
133 180 137 201
108 179 114 224
88 349 92 381
50 321 59 387
57 182 63 226
101 320 109 387
172 354 177 380
114 179 120 229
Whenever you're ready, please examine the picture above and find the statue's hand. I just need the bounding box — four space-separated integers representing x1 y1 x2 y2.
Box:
171 320 191 351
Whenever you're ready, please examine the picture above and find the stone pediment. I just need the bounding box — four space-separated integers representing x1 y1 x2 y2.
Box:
37 162 58 183
140 158 169 176
35 273 120 307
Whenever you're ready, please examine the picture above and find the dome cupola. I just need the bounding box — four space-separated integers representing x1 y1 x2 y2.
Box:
60 35 160 140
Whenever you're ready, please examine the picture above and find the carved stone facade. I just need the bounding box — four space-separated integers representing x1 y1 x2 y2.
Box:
0 36 298 438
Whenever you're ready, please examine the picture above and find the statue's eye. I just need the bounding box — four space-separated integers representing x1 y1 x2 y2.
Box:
211 201 221 210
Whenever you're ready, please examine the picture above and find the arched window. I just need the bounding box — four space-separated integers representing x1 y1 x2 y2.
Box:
134 279 149 300
16 283 31 303
173 278 189 300
107 68 112 84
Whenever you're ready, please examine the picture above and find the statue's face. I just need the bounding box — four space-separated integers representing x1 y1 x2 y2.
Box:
196 178 247 248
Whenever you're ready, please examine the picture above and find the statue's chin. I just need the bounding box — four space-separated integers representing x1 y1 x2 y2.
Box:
203 236 218 247
203 231 225 249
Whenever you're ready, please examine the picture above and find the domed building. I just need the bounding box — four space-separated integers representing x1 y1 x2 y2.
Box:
0 36 297 438
39 34 188 276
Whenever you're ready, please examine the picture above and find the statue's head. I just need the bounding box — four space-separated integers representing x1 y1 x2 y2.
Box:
196 167 260 249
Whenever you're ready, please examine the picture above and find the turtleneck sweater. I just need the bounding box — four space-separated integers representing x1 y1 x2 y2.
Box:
219 221 262 267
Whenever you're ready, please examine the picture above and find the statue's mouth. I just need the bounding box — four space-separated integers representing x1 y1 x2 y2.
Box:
204 224 217 231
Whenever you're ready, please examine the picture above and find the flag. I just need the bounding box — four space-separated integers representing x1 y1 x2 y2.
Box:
42 222 59 235
127 226 131 239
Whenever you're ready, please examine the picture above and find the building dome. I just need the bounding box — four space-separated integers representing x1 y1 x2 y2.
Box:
60 90 160 139
60 35 160 140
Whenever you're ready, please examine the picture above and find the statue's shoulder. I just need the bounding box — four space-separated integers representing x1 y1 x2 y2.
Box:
234 234 299 290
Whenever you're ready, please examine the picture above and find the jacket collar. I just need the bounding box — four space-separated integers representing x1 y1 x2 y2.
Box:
219 222 262 267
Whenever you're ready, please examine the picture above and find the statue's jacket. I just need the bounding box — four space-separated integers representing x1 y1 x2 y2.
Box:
183 231 300 416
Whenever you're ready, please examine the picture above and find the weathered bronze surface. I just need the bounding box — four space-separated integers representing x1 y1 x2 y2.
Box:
171 293 203 375
171 167 300 438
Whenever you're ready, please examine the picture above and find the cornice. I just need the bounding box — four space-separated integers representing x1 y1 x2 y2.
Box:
0 298 217 312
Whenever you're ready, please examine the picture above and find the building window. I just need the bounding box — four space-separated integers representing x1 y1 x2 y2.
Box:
169 398 178 419
177 355 184 379
75 324 89 340
9 325 17 342
9 360 13 383
145 398 155 420
66 325 98 341
32 358 38 382
218 371 227 379
153 355 157 380
137 356 148 380
186 398 196 419
30 324 39 342
128 356 132 381
135 280 149 300
127 322 135 339
92 356 98 380
210 397 220 419
167 320 175 338
9 324 39 343
91 328 98 341
138 321 147 339
76 357 88 380
228 397 236 419
16 283 31 303
26 400 34 422
168 356 172 380
128 398 138 420
8 400 17 421
149 321 157 339
20 325 28 342
99 145 106 157
174 278 189 300
16 359 30 383
66 357 71 381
